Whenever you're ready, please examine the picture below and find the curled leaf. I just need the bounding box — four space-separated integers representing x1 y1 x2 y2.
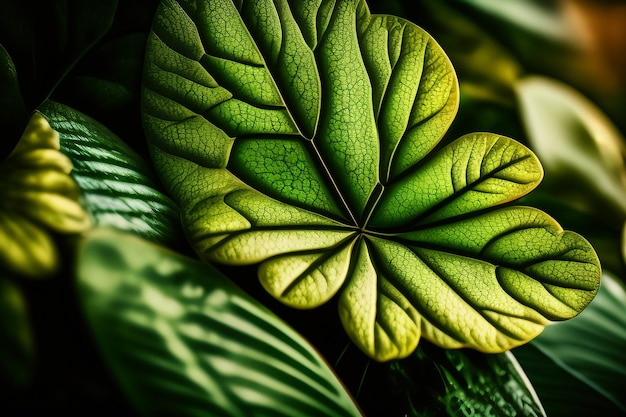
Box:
0 113 91 278
142 0 601 360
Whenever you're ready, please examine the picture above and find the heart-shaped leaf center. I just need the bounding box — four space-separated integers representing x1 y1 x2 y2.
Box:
142 0 601 361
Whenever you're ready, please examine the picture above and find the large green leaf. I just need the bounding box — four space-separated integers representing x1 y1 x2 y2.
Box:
76 228 362 417
38 100 182 246
142 0 601 361
514 273 626 416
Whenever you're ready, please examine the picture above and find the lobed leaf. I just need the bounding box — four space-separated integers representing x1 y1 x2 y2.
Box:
142 0 601 360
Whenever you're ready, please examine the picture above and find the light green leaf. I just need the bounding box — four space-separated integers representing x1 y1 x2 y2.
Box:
76 228 362 417
454 0 573 45
142 0 601 360
38 100 182 246
514 273 626 416
0 112 91 278
516 75 626 225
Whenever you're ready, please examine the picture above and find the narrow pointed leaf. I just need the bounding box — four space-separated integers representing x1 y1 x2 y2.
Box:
142 0 601 360
76 228 362 417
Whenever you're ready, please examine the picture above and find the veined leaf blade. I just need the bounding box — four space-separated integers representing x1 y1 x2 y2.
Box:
141 0 600 361
76 228 362 417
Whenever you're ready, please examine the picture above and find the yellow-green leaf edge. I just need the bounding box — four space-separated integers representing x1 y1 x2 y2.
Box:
141 0 601 361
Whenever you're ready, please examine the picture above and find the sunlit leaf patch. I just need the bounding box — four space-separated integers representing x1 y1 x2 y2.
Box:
142 0 601 360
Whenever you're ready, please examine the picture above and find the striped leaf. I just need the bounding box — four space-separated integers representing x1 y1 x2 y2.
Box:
76 228 362 417
38 100 181 245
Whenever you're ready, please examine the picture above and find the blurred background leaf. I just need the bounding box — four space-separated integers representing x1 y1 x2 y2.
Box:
514 273 626 416
516 75 626 276
0 272 34 389
0 0 160 160
0 44 27 161
0 0 118 109
516 76 626 223
76 228 363 417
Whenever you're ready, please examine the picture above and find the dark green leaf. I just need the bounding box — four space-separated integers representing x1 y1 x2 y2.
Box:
76 228 362 417
58 33 146 113
142 0 600 360
0 44 27 161
0 273 34 388
0 0 118 109
385 344 546 417
38 100 182 246
53 32 151 156
515 273 626 416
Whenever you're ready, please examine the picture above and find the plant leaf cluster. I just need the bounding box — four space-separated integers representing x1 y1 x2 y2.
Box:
1 0 621 416
142 0 600 361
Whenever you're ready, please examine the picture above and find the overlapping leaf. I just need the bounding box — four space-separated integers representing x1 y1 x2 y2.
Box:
387 346 546 417
39 100 182 245
142 0 601 360
0 112 91 277
514 273 626 416
77 228 362 417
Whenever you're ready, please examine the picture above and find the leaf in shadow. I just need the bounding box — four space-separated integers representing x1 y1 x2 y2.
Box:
514 273 626 416
0 44 27 160
0 272 34 388
76 228 363 417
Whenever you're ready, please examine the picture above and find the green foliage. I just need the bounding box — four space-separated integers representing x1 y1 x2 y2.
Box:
389 347 545 417
0 272 34 388
0 112 91 278
142 0 600 361
76 228 362 417
515 273 626 416
0 0 621 415
38 100 182 246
